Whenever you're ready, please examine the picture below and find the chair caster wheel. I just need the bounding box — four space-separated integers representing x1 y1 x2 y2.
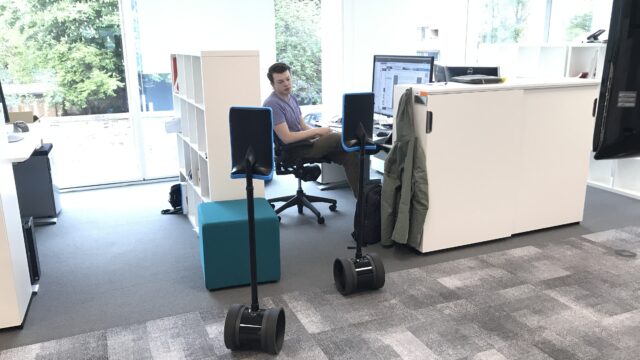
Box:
329 204 337 211
270 203 275 209
278 216 281 222
318 216 325 225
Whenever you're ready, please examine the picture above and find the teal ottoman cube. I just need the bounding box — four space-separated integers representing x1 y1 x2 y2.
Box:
198 198 280 290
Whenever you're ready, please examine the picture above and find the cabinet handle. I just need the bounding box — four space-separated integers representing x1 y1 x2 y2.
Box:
426 111 433 133
592 98 597 117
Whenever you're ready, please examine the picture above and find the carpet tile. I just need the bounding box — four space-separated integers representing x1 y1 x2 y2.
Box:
2 227 640 359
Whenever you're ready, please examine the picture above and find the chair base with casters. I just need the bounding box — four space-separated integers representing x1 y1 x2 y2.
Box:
269 138 338 224
269 170 337 224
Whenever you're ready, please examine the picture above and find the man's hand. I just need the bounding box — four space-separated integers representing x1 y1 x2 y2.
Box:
314 127 332 137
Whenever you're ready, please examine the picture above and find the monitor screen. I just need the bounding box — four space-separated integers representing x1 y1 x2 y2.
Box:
593 0 640 160
229 106 274 180
0 80 10 124
372 55 434 117
341 92 376 152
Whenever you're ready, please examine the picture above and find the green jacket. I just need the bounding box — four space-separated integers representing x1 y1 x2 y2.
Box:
380 88 429 249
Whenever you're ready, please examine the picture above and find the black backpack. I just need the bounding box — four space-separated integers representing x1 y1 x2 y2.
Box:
352 183 382 245
161 184 183 215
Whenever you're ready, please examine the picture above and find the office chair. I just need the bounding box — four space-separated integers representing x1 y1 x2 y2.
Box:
268 137 337 224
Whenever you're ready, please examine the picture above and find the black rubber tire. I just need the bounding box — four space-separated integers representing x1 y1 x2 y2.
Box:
261 307 286 355
329 204 337 211
333 258 356 295
297 204 303 214
224 304 245 350
366 253 386 289
318 216 325 225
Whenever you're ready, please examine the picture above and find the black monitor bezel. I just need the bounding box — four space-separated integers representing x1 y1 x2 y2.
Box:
0 80 10 124
371 55 434 117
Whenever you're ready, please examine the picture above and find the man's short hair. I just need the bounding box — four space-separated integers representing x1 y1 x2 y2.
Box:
267 63 291 85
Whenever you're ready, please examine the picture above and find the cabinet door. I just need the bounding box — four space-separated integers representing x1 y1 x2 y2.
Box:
413 90 523 253
513 86 597 233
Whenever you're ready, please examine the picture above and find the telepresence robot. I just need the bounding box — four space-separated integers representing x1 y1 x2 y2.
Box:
333 93 386 296
224 107 285 355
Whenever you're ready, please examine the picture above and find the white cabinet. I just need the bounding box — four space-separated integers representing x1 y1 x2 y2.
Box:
410 90 521 251
171 51 264 229
1 130 33 329
394 78 599 253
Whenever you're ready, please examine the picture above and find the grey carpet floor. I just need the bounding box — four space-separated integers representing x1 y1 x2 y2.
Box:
1 226 639 359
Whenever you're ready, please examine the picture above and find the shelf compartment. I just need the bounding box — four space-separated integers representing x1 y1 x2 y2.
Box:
196 107 206 153
192 56 203 106
199 156 210 199
190 147 200 187
185 56 195 101
188 104 197 143
179 98 189 139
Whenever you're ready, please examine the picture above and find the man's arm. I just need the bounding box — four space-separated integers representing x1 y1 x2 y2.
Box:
299 115 312 131
274 123 331 144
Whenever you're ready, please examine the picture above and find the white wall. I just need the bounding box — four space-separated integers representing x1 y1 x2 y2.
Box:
134 0 276 100
323 0 470 112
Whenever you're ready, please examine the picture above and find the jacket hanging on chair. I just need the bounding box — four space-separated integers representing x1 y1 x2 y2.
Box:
380 88 429 249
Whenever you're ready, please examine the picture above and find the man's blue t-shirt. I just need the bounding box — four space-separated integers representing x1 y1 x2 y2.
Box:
263 91 303 132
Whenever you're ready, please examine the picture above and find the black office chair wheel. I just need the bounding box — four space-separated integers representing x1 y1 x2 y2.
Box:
297 204 304 214
223 305 286 355
329 204 337 212
318 216 325 225
333 257 356 295
365 253 385 289
223 304 245 351
277 216 281 222
262 307 286 355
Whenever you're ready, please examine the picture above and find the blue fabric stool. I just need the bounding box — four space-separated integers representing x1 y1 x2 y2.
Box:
198 198 280 290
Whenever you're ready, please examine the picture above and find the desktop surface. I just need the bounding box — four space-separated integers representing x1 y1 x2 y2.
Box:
7 132 24 143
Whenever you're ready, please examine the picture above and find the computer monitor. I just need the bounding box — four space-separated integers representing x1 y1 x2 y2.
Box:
433 65 500 83
593 0 640 159
372 55 434 118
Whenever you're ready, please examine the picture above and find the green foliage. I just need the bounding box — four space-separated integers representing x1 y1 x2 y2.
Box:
479 0 530 43
566 13 592 41
0 0 126 115
274 0 322 105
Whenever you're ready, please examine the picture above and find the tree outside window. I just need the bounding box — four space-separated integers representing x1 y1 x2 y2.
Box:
0 0 127 116
274 0 322 106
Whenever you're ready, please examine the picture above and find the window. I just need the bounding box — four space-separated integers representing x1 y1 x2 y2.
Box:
274 0 322 105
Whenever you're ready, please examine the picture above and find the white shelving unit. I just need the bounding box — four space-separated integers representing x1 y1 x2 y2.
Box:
171 50 264 229
477 43 607 80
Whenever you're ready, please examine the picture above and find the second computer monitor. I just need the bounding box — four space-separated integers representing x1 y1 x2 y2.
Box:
372 55 434 118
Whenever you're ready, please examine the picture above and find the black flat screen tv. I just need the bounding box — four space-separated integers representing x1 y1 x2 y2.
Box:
0 80 10 124
593 0 640 160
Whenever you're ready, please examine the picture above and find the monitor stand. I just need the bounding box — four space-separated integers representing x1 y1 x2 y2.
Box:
8 132 24 143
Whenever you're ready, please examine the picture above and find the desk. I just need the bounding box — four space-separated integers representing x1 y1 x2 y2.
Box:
5 125 42 162
0 127 38 329
394 78 599 253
